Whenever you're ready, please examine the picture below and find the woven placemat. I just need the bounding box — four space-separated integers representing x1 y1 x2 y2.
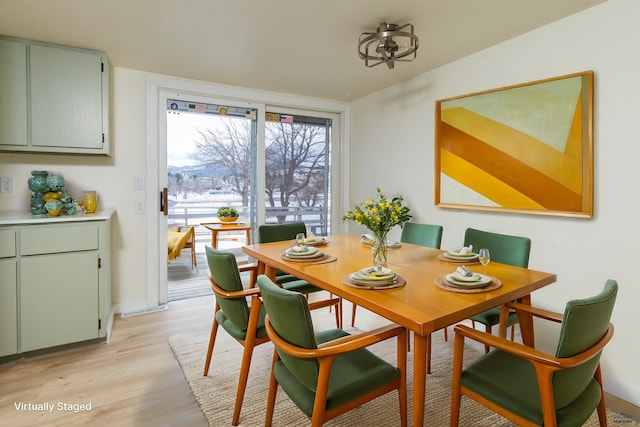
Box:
435 275 502 293
343 275 407 290
281 253 337 264
437 253 480 264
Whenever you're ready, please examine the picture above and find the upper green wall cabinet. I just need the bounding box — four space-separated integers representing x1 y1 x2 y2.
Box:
0 35 110 156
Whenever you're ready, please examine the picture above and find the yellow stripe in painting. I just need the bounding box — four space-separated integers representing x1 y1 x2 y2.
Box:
564 92 583 161
441 108 582 194
440 149 546 210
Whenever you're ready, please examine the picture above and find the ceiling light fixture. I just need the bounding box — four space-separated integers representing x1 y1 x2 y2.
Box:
358 23 419 69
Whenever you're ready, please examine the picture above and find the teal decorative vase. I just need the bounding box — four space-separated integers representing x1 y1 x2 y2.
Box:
47 173 65 191
28 170 49 214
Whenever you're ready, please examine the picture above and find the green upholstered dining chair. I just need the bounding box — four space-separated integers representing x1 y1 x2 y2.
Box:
400 222 443 249
464 227 532 352
257 275 407 427
451 280 618 427
258 222 341 328
203 246 268 426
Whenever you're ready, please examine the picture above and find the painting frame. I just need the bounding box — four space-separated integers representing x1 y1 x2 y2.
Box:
434 71 594 218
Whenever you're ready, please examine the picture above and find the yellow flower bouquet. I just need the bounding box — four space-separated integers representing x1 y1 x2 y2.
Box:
343 188 412 267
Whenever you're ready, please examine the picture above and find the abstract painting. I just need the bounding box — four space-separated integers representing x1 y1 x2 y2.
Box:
435 71 594 217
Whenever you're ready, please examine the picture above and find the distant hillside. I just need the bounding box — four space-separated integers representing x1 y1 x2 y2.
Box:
167 163 231 177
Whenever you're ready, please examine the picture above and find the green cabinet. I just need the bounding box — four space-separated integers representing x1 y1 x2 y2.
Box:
0 38 27 148
0 229 17 357
0 35 110 155
0 217 112 358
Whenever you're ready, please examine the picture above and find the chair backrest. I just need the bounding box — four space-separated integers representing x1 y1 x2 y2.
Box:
400 222 443 249
463 227 531 268
552 280 618 407
257 275 320 390
205 246 251 330
258 222 306 243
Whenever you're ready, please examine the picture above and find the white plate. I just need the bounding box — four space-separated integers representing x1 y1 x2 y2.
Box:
304 238 328 246
349 272 397 286
445 273 492 288
444 252 479 261
359 266 395 276
284 247 322 258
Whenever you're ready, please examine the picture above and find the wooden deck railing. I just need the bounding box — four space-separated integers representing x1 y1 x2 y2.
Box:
168 205 327 235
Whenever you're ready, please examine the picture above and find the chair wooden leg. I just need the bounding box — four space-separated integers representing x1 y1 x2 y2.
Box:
443 326 448 341
594 365 608 427
334 298 342 329
484 325 492 353
510 324 515 341
351 304 357 328
232 338 257 426
232 297 262 426
203 305 220 376
265 352 279 427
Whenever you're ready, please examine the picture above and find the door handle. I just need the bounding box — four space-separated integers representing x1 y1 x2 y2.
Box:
160 188 168 215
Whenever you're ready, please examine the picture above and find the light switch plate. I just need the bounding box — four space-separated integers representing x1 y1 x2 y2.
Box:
134 176 144 190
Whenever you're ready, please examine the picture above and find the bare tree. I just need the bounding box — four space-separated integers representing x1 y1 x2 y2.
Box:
192 116 327 217
265 121 326 210
192 118 252 205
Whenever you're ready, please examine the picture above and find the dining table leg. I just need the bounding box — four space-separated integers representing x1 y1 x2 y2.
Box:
412 333 428 427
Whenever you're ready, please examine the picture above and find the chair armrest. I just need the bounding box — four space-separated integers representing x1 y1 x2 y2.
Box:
308 297 341 311
454 323 614 369
238 262 258 273
265 321 405 359
210 278 261 299
505 301 564 323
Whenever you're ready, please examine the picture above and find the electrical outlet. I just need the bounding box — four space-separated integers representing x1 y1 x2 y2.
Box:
0 177 15 194
135 199 145 214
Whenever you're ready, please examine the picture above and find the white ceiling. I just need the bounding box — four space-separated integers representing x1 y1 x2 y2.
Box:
0 0 605 102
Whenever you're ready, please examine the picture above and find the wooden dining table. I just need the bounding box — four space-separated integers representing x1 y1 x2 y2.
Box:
243 233 557 426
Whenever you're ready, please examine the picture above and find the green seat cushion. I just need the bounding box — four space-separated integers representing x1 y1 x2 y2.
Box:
215 304 268 341
461 349 602 426
469 308 519 327
281 279 323 295
274 328 400 417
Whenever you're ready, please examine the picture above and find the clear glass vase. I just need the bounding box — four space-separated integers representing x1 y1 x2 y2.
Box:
371 230 389 271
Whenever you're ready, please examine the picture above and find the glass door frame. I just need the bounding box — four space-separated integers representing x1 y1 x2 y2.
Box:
146 75 350 308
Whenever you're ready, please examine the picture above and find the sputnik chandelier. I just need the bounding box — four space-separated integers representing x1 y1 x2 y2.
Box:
358 23 419 69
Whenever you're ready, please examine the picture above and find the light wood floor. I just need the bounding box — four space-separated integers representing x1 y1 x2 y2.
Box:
1 294 637 426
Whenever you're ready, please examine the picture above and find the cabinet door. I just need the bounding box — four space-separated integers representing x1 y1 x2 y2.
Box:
0 38 28 147
20 252 99 352
30 44 104 150
0 259 18 357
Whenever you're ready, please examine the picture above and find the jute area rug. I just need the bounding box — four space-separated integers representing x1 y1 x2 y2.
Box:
169 309 635 426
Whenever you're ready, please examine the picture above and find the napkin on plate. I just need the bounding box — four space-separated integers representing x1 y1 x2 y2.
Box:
450 265 481 282
455 265 473 277
458 245 473 254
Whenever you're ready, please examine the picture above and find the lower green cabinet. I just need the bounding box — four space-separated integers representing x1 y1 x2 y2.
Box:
0 215 112 358
0 259 17 357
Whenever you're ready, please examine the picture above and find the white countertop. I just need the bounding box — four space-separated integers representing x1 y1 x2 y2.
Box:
0 208 114 225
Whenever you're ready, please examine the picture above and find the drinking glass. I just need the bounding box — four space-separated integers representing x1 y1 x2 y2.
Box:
296 233 306 248
478 248 490 274
83 191 97 214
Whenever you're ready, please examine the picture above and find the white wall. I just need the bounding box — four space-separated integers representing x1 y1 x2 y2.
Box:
350 0 639 405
